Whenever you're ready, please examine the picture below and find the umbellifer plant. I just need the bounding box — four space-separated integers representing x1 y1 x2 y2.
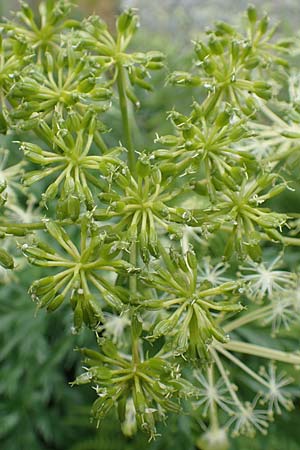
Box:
1 1 300 447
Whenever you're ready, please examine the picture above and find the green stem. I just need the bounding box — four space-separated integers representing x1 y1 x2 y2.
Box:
223 305 272 333
222 340 300 365
0 220 73 232
117 63 136 174
207 365 219 431
130 242 139 365
282 236 300 247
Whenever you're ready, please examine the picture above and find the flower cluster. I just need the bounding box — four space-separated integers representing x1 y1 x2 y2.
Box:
1 1 300 445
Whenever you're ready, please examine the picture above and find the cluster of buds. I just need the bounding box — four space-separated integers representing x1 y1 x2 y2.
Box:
154 105 253 198
8 44 112 125
168 6 290 115
74 340 197 440
24 217 139 330
93 155 202 263
141 245 242 360
19 113 122 213
74 9 165 106
1 1 300 445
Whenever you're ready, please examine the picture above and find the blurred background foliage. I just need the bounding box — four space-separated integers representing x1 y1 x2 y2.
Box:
0 1 300 449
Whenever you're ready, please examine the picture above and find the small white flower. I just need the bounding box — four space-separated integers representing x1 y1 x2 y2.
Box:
228 398 270 437
198 257 230 286
193 371 233 416
259 364 294 415
121 398 137 437
263 294 296 336
0 148 25 202
239 255 295 301
99 311 131 345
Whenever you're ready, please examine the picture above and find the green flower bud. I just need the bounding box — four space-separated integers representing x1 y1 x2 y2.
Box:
90 87 112 100
117 8 138 34
68 195 81 221
151 167 162 185
247 5 257 23
145 61 164 70
152 314 179 338
231 40 240 63
155 135 178 147
216 111 231 128
131 314 143 339
281 130 300 139
194 41 209 60
0 112 8 135
208 37 223 55
102 290 123 311
4 226 29 236
36 289 56 308
146 51 165 63
78 77 96 93
45 51 54 73
186 249 197 270
215 21 236 35
136 157 151 177
0 248 14 269
140 229 150 263
55 199 67 220
22 245 50 260
23 170 47 186
259 15 269 35
152 201 169 217
203 56 217 75
41 183 59 204
167 224 183 240
88 296 103 321
132 76 153 91
12 80 40 96
142 299 164 310
126 87 141 108
83 186 94 210
47 294 65 312
73 300 84 331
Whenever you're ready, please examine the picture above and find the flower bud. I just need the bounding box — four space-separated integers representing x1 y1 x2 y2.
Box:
167 224 183 240
186 249 197 270
126 87 141 108
259 15 269 35
216 111 231 128
83 186 94 210
208 37 223 55
42 183 59 204
145 61 164 70
47 294 65 312
0 248 14 269
244 56 261 70
73 300 83 331
215 21 236 35
102 290 123 311
45 51 54 73
90 87 112 100
66 195 80 221
136 156 151 178
155 135 178 147
281 130 300 139
36 289 56 308
194 41 209 60
117 9 138 35
151 167 162 185
247 5 257 23
152 315 179 338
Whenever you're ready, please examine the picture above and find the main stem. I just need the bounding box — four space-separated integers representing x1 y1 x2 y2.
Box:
117 63 136 174
116 61 139 363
